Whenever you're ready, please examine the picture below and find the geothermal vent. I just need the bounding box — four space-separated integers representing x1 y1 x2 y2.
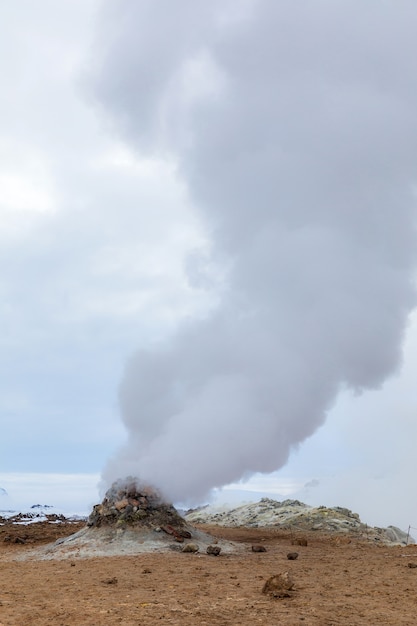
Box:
41 478 238 559
87 478 191 542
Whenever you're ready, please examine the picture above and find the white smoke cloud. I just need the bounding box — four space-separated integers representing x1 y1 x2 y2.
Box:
91 0 417 502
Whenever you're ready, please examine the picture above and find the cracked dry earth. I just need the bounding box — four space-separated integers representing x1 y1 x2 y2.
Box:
1 522 417 625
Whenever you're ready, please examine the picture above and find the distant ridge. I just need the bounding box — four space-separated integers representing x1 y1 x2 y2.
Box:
185 498 413 545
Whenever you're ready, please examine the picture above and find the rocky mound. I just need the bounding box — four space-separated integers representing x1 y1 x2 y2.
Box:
87 479 189 539
25 479 239 560
185 498 412 545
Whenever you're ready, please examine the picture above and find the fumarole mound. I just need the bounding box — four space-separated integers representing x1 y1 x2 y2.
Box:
27 478 238 560
87 478 188 539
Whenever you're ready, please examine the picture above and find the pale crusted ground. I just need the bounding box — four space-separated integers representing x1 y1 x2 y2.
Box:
1 521 417 625
185 499 411 544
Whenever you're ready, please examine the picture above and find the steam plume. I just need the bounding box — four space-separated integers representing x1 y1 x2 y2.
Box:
92 0 417 502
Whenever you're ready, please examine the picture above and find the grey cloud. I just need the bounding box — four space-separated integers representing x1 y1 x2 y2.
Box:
91 0 417 502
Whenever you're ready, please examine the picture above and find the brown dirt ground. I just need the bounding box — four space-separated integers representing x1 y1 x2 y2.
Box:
1 521 417 625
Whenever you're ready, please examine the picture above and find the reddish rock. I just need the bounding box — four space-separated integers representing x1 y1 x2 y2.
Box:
114 499 129 511
161 525 185 542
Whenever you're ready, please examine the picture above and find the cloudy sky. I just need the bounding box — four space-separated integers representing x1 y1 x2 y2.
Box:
1 1 417 530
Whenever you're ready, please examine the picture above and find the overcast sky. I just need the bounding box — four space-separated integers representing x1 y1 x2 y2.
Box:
1 0 417 530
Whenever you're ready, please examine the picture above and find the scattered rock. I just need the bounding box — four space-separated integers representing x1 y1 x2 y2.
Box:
262 571 295 598
182 543 199 553
287 552 299 560
101 577 118 585
14 537 26 544
177 528 192 539
252 545 267 552
408 562 417 568
207 545 221 556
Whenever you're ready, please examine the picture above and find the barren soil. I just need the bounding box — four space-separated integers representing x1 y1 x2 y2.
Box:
1 521 417 625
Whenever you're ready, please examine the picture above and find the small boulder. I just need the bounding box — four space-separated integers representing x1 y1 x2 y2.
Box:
262 572 295 598
182 543 199 553
287 552 299 560
252 545 267 553
101 577 118 585
206 545 221 556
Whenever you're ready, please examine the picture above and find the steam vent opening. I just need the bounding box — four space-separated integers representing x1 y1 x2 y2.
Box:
87 478 191 541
